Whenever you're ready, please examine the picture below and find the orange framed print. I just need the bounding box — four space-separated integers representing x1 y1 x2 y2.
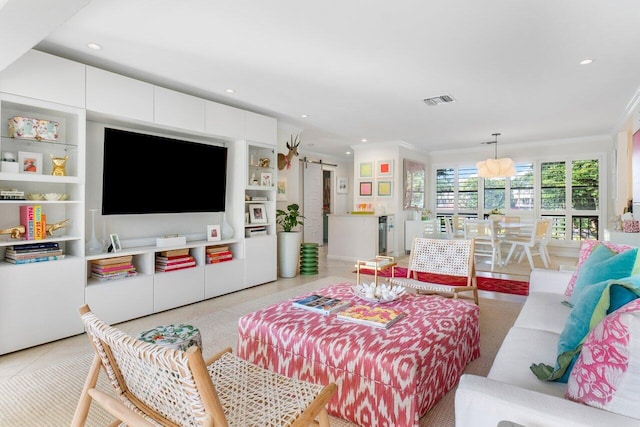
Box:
359 181 373 197
359 162 373 178
377 180 392 197
376 160 393 177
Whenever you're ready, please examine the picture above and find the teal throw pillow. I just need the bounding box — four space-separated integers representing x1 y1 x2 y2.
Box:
531 276 640 383
569 245 638 304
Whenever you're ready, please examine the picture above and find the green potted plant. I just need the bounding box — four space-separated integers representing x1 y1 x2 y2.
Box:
276 204 305 277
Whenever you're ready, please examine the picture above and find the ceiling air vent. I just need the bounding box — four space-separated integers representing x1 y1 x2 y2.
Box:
423 95 455 106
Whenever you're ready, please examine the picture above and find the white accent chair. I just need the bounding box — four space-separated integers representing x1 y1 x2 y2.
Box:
390 237 478 304
502 218 553 269
464 219 502 271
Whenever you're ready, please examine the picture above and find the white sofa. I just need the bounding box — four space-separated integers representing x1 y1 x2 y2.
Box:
455 268 640 427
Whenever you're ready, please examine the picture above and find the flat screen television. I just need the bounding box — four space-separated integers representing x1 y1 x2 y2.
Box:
102 127 227 215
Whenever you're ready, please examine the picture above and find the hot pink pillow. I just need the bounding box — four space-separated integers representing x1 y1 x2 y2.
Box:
565 298 640 418
565 241 634 296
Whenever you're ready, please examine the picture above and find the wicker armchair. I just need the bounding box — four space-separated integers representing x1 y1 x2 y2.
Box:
390 237 478 304
71 305 337 427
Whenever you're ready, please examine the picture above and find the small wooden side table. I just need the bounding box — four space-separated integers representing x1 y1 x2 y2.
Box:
355 255 397 286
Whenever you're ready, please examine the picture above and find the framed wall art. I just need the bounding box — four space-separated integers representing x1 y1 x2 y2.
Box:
277 178 287 201
377 180 392 197
359 181 373 197
18 151 43 175
337 176 348 194
207 224 221 242
249 203 267 223
261 172 273 187
359 162 373 178
376 160 393 177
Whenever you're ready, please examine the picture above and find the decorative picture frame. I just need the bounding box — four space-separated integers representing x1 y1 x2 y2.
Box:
359 181 373 197
377 180 392 197
337 176 348 194
109 233 122 253
376 160 393 177
261 172 273 187
277 177 287 201
359 162 373 178
249 203 267 223
207 224 221 242
18 151 43 175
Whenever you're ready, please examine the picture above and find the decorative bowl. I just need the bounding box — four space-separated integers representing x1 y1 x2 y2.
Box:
26 193 44 200
352 282 406 303
43 192 68 201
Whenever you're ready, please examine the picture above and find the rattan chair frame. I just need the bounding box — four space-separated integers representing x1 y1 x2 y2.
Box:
72 305 337 427
390 237 478 304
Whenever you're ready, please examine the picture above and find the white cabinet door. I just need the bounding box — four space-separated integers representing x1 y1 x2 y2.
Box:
303 162 323 245
86 66 154 122
245 235 277 286
154 266 205 312
0 258 85 355
204 259 245 298
0 50 85 108
245 111 277 144
85 276 154 325
205 101 244 139
154 86 205 132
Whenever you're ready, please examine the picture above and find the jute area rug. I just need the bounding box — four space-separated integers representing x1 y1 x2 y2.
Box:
0 277 522 426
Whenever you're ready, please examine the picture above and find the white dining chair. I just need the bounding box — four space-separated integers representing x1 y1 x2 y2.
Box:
464 219 502 271
502 218 553 269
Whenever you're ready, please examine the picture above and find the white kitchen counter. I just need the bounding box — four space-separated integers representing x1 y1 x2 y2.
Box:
327 214 382 262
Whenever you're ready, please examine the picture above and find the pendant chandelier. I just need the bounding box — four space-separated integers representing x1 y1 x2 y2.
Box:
476 133 515 178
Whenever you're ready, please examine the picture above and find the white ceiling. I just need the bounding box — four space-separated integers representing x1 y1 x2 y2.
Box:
5 0 640 159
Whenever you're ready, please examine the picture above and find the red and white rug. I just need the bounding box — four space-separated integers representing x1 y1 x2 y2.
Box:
358 266 529 296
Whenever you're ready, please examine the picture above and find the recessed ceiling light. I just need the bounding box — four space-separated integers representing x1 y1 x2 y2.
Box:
361 139 367 142
87 43 102 50
579 59 594 65
301 114 308 118
346 151 351 155
225 88 235 93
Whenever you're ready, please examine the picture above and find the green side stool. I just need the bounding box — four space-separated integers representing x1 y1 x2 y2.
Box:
300 242 319 275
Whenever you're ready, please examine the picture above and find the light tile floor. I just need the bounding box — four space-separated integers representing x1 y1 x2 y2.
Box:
0 245 577 381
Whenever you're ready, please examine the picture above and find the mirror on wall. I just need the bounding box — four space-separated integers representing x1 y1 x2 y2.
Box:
403 159 425 209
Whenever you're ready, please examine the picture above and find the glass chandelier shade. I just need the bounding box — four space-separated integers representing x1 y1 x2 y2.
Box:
476 133 515 178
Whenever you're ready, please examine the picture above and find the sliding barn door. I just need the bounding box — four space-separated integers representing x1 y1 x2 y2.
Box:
303 161 323 245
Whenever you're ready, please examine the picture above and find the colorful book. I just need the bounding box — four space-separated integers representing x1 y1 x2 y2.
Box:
156 261 196 272
91 263 135 273
206 245 229 253
11 242 59 251
336 305 405 328
159 248 190 257
155 255 194 264
33 205 43 240
292 294 350 315
7 246 61 255
206 257 233 264
5 255 66 264
19 205 35 240
5 249 64 259
91 255 133 266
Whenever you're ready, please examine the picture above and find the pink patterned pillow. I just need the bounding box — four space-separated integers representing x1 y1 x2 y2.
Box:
565 298 640 418
565 241 634 296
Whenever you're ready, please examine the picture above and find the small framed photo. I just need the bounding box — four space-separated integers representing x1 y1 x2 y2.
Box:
261 172 273 187
377 180 392 197
109 233 122 253
18 151 43 175
337 176 348 194
207 224 221 242
376 160 393 177
359 162 373 178
249 203 267 223
359 181 373 197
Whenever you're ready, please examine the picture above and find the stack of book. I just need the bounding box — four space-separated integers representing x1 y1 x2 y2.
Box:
292 294 350 315
0 188 25 200
206 245 233 264
5 242 64 264
90 255 137 281
155 248 196 272
19 205 46 240
336 305 405 328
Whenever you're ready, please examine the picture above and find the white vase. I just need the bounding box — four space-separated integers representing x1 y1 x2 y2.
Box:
221 212 234 240
87 209 102 255
278 231 302 277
